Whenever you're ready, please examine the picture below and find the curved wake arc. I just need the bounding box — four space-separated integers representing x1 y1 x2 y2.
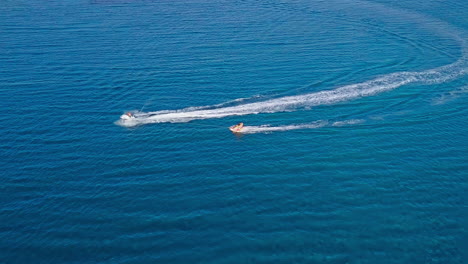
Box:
116 1 467 128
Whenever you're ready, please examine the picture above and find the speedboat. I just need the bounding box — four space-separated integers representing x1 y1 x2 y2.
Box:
120 112 135 120
229 123 244 133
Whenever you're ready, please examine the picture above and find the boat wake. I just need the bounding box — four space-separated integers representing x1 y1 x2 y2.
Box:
240 119 364 134
116 1 467 129
117 58 466 127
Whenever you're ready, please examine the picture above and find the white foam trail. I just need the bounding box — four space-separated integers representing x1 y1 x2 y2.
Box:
239 119 365 134
332 119 365 127
116 1 467 128
241 121 329 134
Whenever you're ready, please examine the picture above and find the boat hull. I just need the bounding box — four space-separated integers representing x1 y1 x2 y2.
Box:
229 126 243 133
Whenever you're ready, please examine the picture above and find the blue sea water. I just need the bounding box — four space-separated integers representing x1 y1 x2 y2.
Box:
1 0 467 263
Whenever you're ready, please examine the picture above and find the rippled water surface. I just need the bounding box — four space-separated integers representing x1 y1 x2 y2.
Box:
1 0 467 263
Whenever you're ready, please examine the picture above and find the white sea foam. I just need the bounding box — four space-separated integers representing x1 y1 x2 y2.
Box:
239 118 365 134
332 119 365 127
241 121 329 134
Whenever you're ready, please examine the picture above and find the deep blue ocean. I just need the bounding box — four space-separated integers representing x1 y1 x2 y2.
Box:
1 0 467 263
